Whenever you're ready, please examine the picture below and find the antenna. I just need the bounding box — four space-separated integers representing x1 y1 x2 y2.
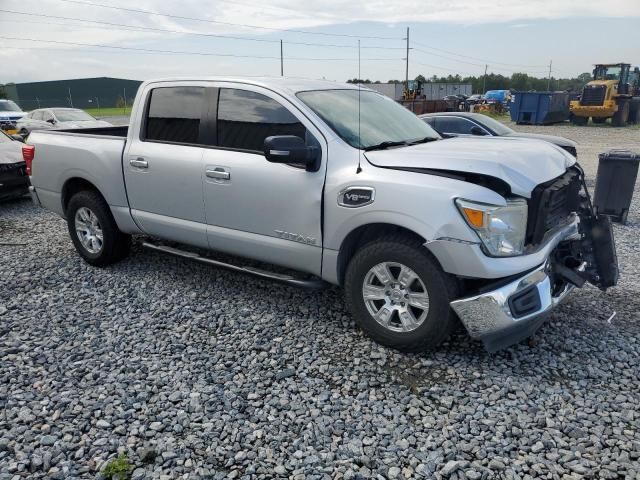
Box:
356 38 362 174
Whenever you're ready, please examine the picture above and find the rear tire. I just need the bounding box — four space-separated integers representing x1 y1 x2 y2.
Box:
66 190 131 267
344 235 459 352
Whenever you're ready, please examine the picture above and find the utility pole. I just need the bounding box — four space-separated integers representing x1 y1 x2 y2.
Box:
123 87 127 113
68 88 73 107
36 97 40 108
358 39 361 81
482 64 487 93
547 60 552 90
405 27 410 92
280 40 284 77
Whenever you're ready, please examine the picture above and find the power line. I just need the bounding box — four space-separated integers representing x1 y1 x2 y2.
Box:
0 10 405 49
412 40 548 68
0 35 401 61
49 0 405 40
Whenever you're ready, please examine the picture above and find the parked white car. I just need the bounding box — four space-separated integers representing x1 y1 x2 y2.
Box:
17 108 112 136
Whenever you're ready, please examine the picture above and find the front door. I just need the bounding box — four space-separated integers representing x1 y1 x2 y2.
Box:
123 84 209 248
201 85 327 275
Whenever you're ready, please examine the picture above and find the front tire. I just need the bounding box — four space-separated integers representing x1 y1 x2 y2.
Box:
66 190 130 267
344 235 458 352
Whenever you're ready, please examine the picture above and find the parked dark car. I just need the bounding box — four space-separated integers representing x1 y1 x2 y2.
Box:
0 130 29 201
420 112 577 157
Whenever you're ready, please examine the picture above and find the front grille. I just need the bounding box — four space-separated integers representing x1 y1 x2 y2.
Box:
527 167 582 245
580 85 606 106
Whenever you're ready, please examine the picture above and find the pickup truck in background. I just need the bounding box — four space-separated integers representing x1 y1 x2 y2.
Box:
26 78 618 352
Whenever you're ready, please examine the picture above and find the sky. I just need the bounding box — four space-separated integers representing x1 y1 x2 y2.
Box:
1 0 639 84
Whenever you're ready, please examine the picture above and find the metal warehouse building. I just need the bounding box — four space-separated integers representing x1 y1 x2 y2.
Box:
3 77 142 111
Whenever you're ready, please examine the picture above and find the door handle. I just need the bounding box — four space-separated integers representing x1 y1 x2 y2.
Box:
130 157 148 169
206 168 230 180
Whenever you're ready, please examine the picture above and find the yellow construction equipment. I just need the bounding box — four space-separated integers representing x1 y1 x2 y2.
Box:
570 63 640 126
402 80 423 101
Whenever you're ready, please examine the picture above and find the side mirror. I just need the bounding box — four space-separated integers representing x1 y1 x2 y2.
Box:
470 126 488 136
46 118 56 124
11 134 25 142
264 135 320 171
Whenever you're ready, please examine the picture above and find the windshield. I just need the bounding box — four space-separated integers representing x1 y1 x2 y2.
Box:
594 65 622 81
473 114 513 135
297 89 439 149
53 109 95 122
0 100 22 112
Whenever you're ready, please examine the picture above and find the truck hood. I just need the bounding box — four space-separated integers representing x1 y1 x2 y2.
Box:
0 111 26 120
364 136 576 197
0 142 24 165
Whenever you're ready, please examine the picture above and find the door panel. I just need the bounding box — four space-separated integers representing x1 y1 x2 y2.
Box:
202 85 326 275
123 85 209 248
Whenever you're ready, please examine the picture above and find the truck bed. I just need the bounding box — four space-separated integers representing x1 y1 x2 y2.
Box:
28 127 130 218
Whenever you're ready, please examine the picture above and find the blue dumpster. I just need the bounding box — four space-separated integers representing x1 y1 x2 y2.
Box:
510 91 570 125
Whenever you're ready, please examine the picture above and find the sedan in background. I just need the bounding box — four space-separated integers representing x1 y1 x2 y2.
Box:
16 108 112 136
420 112 577 157
0 130 29 201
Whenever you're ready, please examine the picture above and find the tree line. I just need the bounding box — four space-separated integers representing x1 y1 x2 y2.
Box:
347 72 593 93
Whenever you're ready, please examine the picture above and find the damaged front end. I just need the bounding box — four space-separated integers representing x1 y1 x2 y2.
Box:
549 166 618 292
451 165 618 352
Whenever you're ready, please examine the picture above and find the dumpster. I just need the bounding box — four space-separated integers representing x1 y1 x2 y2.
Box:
593 149 640 224
510 91 570 125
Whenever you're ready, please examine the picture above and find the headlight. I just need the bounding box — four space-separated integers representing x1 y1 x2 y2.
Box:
456 198 528 256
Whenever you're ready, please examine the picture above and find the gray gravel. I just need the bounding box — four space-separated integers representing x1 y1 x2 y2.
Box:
1 123 640 479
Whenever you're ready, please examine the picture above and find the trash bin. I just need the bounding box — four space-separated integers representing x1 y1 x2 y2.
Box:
510 91 570 125
593 149 640 224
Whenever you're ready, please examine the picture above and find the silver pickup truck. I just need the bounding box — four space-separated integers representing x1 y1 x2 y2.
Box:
26 77 618 352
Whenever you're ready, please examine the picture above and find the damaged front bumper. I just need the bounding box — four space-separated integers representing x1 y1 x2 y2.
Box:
450 262 574 352
451 209 618 352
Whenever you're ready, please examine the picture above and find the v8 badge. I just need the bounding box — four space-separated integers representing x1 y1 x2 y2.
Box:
338 187 375 208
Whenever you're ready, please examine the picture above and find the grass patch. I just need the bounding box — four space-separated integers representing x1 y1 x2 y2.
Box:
102 454 132 480
84 106 132 118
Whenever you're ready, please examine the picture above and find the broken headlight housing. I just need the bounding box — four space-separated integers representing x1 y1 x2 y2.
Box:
456 198 528 257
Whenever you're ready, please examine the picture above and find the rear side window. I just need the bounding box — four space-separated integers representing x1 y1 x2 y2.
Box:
436 117 477 135
145 87 204 144
32 111 43 121
217 89 306 152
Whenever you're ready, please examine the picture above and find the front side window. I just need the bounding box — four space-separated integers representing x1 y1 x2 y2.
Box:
217 88 306 152
42 111 54 122
297 89 439 149
145 87 204 144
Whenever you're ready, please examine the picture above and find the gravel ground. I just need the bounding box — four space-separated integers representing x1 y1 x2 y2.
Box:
1 123 639 479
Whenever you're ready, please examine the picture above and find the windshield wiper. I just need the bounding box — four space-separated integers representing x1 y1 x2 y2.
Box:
408 136 439 145
363 140 409 151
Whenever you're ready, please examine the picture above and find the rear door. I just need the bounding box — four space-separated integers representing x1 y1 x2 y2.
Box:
200 84 327 274
123 83 209 248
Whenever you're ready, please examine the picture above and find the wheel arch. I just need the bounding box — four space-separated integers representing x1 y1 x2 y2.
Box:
61 177 104 216
335 223 430 286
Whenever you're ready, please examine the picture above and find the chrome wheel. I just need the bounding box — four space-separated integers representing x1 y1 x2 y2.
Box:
362 262 430 333
74 207 103 254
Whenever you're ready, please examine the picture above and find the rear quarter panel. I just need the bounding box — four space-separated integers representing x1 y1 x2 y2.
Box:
29 131 128 217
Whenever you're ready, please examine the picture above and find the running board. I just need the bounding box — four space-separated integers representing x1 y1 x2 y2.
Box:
141 241 327 289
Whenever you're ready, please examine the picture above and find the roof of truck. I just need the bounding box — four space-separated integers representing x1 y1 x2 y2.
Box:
144 76 362 95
